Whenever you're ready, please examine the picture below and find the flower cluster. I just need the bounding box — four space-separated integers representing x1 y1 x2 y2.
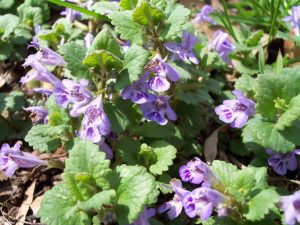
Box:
215 90 256 128
121 31 200 125
159 158 226 221
21 37 112 159
0 143 47 177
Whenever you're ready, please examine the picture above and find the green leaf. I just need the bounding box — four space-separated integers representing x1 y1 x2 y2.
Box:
77 190 116 211
149 141 176 175
161 5 191 40
59 42 91 79
274 51 283 75
120 0 138 10
109 11 144 45
175 84 213 105
211 160 238 187
17 0 50 22
38 183 91 225
0 14 19 41
235 74 256 97
104 99 131 134
83 49 123 70
275 95 300 130
88 27 122 58
0 42 12 60
21 7 43 26
229 168 257 203
132 122 176 138
25 124 71 153
123 44 150 84
64 139 111 190
244 189 279 221
0 0 14 9
116 137 141 165
169 62 191 81
113 165 156 225
255 71 300 121
45 95 71 125
92 2 120 15
242 117 295 153
132 1 165 26
0 91 25 112
245 30 263 47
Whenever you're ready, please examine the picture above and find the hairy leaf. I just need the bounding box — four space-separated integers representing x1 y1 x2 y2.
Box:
132 1 165 26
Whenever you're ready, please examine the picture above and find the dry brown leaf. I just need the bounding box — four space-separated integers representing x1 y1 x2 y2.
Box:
16 180 36 225
204 125 228 165
30 195 44 216
0 171 7 182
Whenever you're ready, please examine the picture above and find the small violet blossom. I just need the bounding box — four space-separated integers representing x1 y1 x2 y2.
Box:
267 149 300 176
193 5 216 25
20 62 61 86
211 30 235 64
24 106 48 124
60 0 81 22
54 79 93 117
24 37 65 67
145 54 180 92
182 187 225 220
158 179 189 220
280 190 300 225
98 140 113 160
130 208 155 225
215 90 255 128
0 143 47 177
283 6 300 36
84 32 94 48
164 31 199 64
77 95 111 143
121 73 156 104
179 157 216 186
140 95 177 126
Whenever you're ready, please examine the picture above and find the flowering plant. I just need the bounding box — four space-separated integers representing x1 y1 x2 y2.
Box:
1 0 300 225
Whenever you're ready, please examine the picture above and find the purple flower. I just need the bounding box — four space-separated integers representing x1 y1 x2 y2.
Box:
54 79 93 117
164 31 199 64
98 140 113 160
215 90 255 128
33 88 53 97
145 55 180 92
280 190 300 225
0 143 47 177
179 157 216 186
61 8 79 22
24 37 65 67
130 208 155 225
84 32 94 48
20 62 62 86
182 187 224 220
24 106 48 124
140 95 177 125
158 179 189 220
121 41 131 52
211 30 235 64
267 149 300 176
193 5 216 25
283 6 300 36
121 73 156 104
77 95 111 143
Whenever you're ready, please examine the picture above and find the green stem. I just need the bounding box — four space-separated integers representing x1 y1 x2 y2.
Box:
47 0 110 22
